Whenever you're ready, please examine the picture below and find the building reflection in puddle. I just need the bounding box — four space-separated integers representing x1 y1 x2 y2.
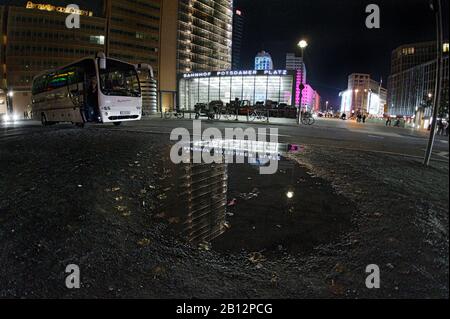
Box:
154 139 351 256
177 162 228 243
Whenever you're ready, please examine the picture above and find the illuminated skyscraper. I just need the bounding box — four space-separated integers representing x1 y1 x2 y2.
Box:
177 0 233 73
254 50 273 70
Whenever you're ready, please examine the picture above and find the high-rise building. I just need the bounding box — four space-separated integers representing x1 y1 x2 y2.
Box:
340 73 387 116
286 53 305 72
232 9 244 70
156 0 233 112
254 51 273 70
177 0 233 73
387 41 449 129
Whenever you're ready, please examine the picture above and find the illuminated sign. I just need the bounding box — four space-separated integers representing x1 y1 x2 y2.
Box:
182 70 289 78
26 1 94 17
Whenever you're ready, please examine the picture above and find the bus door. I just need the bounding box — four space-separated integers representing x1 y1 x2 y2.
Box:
67 66 86 122
84 73 100 123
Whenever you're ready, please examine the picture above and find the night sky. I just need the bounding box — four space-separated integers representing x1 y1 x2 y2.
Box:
235 0 449 107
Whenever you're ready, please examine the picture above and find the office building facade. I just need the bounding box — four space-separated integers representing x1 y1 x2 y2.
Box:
340 73 387 116
387 41 449 129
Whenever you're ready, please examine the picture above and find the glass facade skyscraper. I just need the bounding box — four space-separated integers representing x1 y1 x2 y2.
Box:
177 0 233 73
387 41 450 127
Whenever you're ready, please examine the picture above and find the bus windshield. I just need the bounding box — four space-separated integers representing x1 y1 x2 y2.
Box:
99 59 140 97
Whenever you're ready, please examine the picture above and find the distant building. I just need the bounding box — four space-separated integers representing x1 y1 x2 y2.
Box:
313 91 321 113
300 84 320 112
286 53 305 72
232 9 244 70
387 41 449 129
255 51 273 70
340 73 387 116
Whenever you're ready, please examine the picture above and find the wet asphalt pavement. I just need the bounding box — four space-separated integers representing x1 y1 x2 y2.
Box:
0 119 448 298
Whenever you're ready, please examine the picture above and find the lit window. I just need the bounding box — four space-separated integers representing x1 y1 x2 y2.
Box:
89 35 105 45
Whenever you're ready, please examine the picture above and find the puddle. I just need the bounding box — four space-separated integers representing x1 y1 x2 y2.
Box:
153 142 354 256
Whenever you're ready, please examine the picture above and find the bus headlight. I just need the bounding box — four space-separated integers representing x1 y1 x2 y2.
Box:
3 114 10 122
13 114 20 121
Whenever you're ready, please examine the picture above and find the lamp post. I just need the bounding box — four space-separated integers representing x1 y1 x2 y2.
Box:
424 0 443 166
297 40 308 125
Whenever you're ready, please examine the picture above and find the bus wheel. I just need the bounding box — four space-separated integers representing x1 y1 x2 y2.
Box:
113 122 122 126
41 114 48 126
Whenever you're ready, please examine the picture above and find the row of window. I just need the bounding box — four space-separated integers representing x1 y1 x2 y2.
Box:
112 5 160 22
11 15 104 31
126 0 161 11
110 40 158 53
7 45 101 56
10 30 105 44
111 29 158 42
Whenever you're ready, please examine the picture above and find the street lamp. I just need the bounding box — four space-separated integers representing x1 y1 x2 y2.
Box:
424 0 444 166
298 40 308 51
297 39 308 125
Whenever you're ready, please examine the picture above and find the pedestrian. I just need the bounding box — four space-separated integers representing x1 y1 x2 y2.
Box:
86 76 98 122
437 119 444 135
385 117 391 126
445 121 449 136
234 97 240 121
363 114 367 123
394 119 400 127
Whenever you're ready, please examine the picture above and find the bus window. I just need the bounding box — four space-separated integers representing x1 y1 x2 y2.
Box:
99 60 140 97
47 72 68 91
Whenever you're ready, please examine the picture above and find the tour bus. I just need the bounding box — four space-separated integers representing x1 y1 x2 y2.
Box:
31 52 142 127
